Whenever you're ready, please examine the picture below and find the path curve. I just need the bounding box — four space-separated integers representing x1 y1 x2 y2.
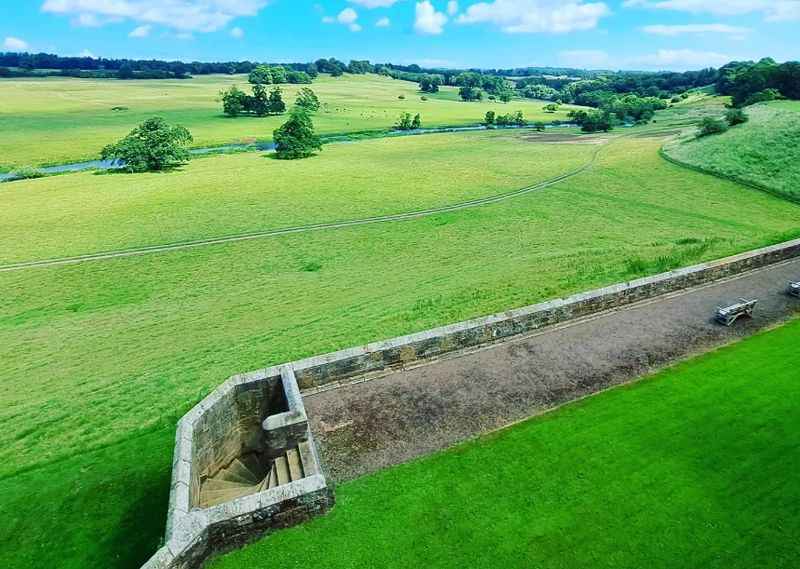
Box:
0 134 611 273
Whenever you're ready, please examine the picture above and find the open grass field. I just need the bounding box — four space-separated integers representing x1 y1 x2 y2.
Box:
211 318 800 569
663 101 800 202
1 124 799 568
0 130 595 263
0 73 584 170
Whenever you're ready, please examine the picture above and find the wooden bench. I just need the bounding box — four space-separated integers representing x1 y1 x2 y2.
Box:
789 282 800 298
715 298 758 326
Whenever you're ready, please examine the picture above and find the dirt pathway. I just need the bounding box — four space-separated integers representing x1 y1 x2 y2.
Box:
306 258 800 482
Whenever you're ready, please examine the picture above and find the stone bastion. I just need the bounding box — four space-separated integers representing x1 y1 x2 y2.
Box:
142 236 800 569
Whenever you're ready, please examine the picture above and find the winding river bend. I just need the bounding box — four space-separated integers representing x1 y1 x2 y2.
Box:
0 123 575 183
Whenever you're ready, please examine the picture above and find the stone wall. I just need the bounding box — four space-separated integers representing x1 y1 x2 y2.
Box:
291 237 800 390
144 237 800 569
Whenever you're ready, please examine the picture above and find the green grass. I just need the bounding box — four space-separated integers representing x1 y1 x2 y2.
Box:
663 101 800 201
0 130 594 263
0 73 585 170
210 318 800 569
1 127 799 568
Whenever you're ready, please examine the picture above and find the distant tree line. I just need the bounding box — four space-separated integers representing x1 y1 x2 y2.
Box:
0 51 319 80
716 58 800 106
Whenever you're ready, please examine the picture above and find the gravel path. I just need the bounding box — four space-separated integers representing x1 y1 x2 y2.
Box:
306 258 800 482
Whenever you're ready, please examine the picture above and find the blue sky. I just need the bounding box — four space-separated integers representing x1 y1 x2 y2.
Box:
3 1 800 71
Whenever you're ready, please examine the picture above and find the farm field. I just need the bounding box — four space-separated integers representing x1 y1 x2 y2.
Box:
1 127 799 569
664 101 800 201
0 130 594 263
0 73 583 170
211 317 800 569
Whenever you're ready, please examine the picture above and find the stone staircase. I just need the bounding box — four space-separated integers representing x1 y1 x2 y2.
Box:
198 443 314 509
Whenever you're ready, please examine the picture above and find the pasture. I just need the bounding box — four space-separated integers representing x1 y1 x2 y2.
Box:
2 124 799 568
0 73 583 170
664 101 800 201
0 130 595 263
211 317 800 569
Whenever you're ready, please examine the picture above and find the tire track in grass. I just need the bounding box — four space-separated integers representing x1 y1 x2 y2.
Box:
6 127 688 273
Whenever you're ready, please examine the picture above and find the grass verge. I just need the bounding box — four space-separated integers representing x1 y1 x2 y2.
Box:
212 318 800 569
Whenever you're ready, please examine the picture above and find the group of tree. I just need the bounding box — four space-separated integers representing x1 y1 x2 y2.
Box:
395 112 422 130
484 110 526 127
248 65 312 85
418 74 443 93
220 84 286 117
568 109 613 133
698 108 749 137
716 58 800 106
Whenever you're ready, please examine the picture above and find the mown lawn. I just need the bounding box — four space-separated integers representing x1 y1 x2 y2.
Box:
0 130 594 263
663 101 800 201
211 318 800 569
1 133 798 569
0 73 584 170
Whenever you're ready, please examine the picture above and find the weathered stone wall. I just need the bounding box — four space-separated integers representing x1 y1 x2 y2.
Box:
291 238 800 390
145 237 800 569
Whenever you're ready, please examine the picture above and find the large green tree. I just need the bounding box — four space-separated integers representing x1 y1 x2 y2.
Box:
101 117 192 172
273 107 322 160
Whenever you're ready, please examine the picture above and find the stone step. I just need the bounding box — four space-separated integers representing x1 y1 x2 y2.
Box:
275 455 290 486
298 440 316 477
287 448 303 481
224 458 260 485
199 486 253 508
203 478 253 493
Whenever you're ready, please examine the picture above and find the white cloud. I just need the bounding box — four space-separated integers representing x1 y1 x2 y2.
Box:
129 24 152 37
322 7 363 32
457 0 610 33
415 1 448 34
447 0 459 15
230 26 244 38
625 1 800 22
376 16 391 27
642 23 750 36
338 7 359 24
3 36 29 50
349 0 398 7
41 0 269 33
78 48 96 57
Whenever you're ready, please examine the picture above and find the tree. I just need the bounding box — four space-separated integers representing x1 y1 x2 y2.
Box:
268 86 286 114
220 85 249 117
484 111 496 126
725 108 749 126
101 117 192 172
270 66 287 84
459 86 483 101
419 75 442 93
273 107 322 159
395 112 414 130
698 117 728 137
248 65 273 85
533 121 546 132
411 113 422 129
296 87 320 111
498 91 513 103
543 103 560 113
250 83 270 116
118 63 134 80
